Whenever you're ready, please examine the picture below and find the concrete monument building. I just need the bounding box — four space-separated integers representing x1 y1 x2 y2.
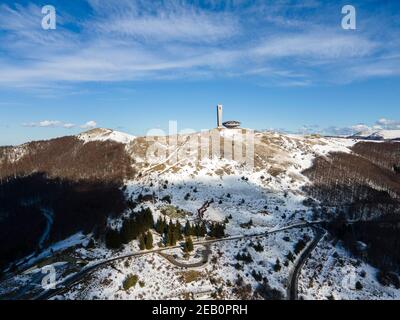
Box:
223 120 241 129
216 104 241 129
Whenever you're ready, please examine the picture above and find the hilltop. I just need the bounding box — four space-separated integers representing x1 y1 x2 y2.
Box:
0 128 399 300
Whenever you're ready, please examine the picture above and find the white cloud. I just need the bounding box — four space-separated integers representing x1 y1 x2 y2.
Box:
63 123 76 129
80 121 97 129
351 124 371 133
0 1 398 89
22 120 97 129
252 31 377 60
376 118 400 129
88 0 238 43
288 118 400 137
23 120 63 128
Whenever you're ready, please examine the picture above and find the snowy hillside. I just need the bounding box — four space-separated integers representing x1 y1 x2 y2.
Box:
77 128 136 144
351 129 400 141
0 129 399 301
367 130 400 140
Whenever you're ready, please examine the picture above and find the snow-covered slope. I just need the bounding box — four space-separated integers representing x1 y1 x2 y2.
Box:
77 128 136 144
1 129 399 301
367 130 400 140
352 129 400 141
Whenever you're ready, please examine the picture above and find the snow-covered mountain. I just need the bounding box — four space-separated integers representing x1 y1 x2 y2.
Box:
77 128 136 144
0 128 399 300
351 129 400 141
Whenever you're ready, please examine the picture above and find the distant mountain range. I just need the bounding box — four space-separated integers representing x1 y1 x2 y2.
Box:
351 129 400 141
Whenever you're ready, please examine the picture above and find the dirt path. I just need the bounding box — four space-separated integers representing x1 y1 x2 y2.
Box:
38 209 54 250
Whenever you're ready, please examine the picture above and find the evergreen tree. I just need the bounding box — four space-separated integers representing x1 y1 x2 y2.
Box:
252 242 264 252
105 229 122 249
139 234 145 250
273 258 281 272
287 251 295 262
208 222 225 238
120 218 135 243
166 220 176 246
175 220 183 240
184 236 194 252
184 220 192 236
194 223 201 238
209 223 215 238
165 230 171 246
200 221 207 237
155 217 164 234
144 207 154 228
120 219 130 244
195 221 207 237
145 231 153 250
162 217 168 235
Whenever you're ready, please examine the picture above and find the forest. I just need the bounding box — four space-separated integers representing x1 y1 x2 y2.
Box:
0 136 135 183
0 173 127 270
304 141 400 274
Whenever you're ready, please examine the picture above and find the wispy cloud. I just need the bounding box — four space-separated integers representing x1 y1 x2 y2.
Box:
80 121 97 129
375 118 400 130
23 120 65 128
252 31 377 60
22 120 97 129
87 0 239 43
0 0 399 89
285 117 400 136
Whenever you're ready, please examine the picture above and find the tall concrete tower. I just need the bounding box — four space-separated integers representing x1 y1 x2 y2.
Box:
217 104 223 128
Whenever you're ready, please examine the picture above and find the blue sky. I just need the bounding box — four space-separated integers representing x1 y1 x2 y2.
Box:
0 0 400 145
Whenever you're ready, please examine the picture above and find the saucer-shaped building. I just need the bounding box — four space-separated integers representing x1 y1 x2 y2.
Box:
223 120 241 129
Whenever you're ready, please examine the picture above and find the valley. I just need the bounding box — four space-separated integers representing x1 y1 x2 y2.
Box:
0 128 399 300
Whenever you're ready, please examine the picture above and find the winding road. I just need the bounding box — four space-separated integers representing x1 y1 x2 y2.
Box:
287 227 326 300
157 244 212 268
33 221 322 300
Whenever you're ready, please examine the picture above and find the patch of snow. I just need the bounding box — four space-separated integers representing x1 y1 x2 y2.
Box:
77 128 136 144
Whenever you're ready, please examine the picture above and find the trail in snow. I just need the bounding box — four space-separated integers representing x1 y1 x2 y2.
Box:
38 209 54 250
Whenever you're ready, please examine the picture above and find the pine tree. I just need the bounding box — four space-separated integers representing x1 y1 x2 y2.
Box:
165 231 171 246
155 217 164 234
139 234 145 250
195 222 207 237
208 223 215 238
145 231 153 250
166 220 176 246
208 222 225 238
194 223 200 238
184 220 192 236
105 229 122 249
184 236 194 252
162 217 168 235
215 223 225 238
200 222 207 237
155 217 161 233
273 258 281 272
175 220 183 240
287 251 295 262
120 219 130 244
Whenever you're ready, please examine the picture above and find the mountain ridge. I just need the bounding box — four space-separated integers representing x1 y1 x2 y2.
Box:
351 129 400 141
1 127 400 300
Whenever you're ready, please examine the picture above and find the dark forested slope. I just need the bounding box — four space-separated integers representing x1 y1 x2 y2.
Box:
304 141 400 273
